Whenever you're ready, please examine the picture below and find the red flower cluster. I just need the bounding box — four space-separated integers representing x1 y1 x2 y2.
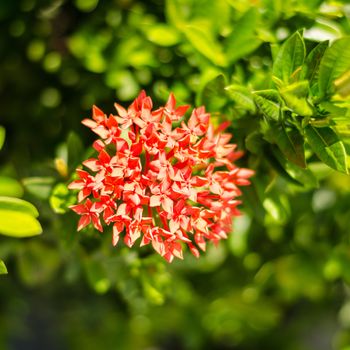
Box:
69 91 253 262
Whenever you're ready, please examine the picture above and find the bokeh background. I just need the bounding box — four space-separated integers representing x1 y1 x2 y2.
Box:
1 0 350 349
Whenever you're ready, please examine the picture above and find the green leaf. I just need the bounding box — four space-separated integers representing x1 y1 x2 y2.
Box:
267 124 306 168
165 0 186 29
22 177 55 200
305 125 348 173
334 70 350 97
225 7 262 63
245 131 264 154
67 131 84 170
200 74 227 112
253 90 281 121
0 176 23 197
300 41 328 85
183 25 227 67
273 32 305 83
272 148 319 188
0 196 39 217
280 81 313 116
225 84 256 112
50 183 76 214
318 37 350 97
0 126 5 151
0 260 7 274
0 210 42 237
145 24 180 46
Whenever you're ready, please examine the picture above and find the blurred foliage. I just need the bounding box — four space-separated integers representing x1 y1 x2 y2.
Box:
1 0 350 349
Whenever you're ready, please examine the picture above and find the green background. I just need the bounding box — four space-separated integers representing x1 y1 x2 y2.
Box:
1 0 350 349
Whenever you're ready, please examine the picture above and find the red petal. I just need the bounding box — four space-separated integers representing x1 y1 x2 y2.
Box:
77 215 91 231
92 105 105 122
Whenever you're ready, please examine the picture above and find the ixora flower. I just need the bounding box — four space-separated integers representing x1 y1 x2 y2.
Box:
69 91 254 262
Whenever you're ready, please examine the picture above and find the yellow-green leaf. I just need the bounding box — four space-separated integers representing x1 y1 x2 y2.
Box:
318 37 350 97
0 126 5 151
183 25 227 67
0 210 42 237
0 260 7 274
145 24 180 46
0 197 39 217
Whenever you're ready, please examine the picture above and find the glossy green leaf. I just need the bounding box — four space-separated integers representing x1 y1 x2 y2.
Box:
0 210 42 237
145 24 180 46
267 124 306 168
0 126 5 151
225 7 262 63
253 90 281 121
0 176 23 197
318 37 350 97
273 31 305 83
0 196 39 217
183 26 227 67
279 80 313 116
225 84 256 112
305 125 348 173
300 41 328 85
0 260 7 274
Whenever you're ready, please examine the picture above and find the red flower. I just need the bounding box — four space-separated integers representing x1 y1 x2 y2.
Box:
69 91 253 262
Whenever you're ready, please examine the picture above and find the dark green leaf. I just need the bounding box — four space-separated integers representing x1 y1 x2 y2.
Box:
67 131 84 170
245 131 264 154
305 125 348 173
267 124 306 168
273 32 305 83
272 148 319 188
318 37 350 97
